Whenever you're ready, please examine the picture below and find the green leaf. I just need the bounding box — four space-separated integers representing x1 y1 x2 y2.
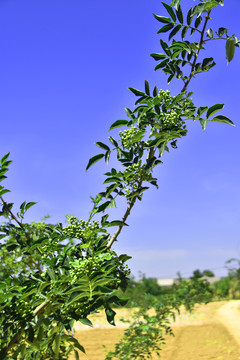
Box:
96 201 111 213
157 23 174 34
128 87 145 97
168 73 175 84
171 0 181 10
193 4 206 16
86 154 104 170
109 120 128 131
74 349 79 360
160 39 171 56
217 27 228 38
202 57 213 68
150 53 166 61
200 118 207 130
65 336 86 354
197 106 208 117
119 254 132 262
6 243 18 251
20 201 26 211
155 59 169 71
47 268 56 281
124 108 135 120
144 80 150 96
0 189 10 195
106 220 128 227
187 8 194 26
161 2 176 22
176 5 183 23
108 136 118 147
206 103 224 118
194 16 202 29
20 344 26 358
169 24 182 41
181 25 188 40
206 28 213 38
105 150 110 165
153 14 172 24
95 142 110 151
25 202 37 211
211 115 235 126
226 38 235 64
1 153 10 165
153 85 158 97
67 291 90 305
105 307 116 326
169 41 189 50
52 334 60 355
104 176 121 184
79 318 93 327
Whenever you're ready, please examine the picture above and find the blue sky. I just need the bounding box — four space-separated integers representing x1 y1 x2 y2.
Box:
1 0 240 278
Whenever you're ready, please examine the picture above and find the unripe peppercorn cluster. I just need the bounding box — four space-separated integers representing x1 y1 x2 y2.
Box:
162 111 185 129
63 216 99 240
124 162 150 183
69 251 130 286
152 90 193 134
119 126 144 149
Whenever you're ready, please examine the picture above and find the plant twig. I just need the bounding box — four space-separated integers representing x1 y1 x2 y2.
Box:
181 11 211 93
1 300 50 358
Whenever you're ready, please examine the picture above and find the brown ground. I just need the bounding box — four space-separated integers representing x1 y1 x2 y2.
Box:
69 301 240 360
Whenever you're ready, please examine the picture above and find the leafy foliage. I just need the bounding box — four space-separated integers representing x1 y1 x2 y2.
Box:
0 0 238 358
105 276 213 359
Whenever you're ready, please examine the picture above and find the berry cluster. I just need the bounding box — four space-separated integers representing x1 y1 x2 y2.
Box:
124 162 150 182
63 216 99 241
119 126 144 149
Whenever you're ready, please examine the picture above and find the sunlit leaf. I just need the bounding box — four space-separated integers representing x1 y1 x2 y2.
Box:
211 115 235 126
187 7 194 25
79 318 93 327
197 106 208 117
144 80 150 95
157 23 174 34
153 85 158 97
206 103 224 118
153 14 172 23
96 201 111 213
105 307 116 326
206 28 213 38
181 25 188 40
128 87 145 97
170 0 181 10
160 39 172 56
25 202 37 211
176 5 183 23
155 59 169 71
161 2 176 21
169 24 182 41
86 154 104 170
106 220 128 227
109 120 128 131
226 38 235 64
200 118 207 130
150 53 166 61
109 136 118 147
217 27 228 37
95 142 110 151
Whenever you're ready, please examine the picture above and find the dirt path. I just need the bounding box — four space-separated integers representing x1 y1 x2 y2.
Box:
217 300 240 344
69 301 240 360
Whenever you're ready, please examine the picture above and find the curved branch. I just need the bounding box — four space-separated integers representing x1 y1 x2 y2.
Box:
181 11 211 93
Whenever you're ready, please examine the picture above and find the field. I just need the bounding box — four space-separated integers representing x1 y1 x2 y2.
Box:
69 301 240 360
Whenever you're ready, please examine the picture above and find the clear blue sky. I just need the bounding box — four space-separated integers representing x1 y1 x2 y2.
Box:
1 0 240 279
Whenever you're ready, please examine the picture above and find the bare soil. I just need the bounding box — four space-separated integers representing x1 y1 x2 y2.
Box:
69 301 240 360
